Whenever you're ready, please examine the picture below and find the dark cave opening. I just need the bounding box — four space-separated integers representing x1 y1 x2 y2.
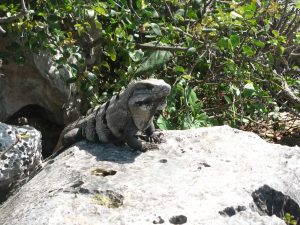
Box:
5 104 63 158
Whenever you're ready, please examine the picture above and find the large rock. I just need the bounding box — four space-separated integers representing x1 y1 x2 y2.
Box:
0 122 42 202
0 37 85 156
0 126 299 225
0 37 84 125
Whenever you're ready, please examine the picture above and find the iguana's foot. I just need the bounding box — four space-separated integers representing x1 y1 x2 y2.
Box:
136 131 165 143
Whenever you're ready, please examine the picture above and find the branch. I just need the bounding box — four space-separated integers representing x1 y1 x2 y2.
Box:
0 26 5 34
0 0 30 33
20 0 28 11
136 43 188 52
127 0 140 19
278 73 300 107
173 27 193 38
0 10 28 23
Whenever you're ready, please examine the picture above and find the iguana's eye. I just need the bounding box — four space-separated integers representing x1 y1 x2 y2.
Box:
135 99 153 106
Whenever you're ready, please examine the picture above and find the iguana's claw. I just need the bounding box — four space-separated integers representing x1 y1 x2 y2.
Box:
148 132 164 143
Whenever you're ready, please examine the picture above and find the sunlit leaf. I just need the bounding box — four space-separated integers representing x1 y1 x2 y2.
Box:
150 23 162 36
129 49 144 62
135 50 172 75
230 11 243 19
230 34 240 48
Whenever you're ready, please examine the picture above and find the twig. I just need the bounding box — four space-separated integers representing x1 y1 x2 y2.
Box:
164 0 174 21
128 0 140 19
136 43 188 52
173 27 193 38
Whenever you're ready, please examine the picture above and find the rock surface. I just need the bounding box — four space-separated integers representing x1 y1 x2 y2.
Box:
0 37 86 156
0 122 42 202
0 126 299 225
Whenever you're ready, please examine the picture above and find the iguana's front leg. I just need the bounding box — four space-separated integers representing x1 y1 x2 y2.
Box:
125 134 159 152
145 122 164 143
124 121 158 152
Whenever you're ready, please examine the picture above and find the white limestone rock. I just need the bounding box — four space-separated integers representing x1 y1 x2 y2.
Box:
0 122 42 198
0 126 299 225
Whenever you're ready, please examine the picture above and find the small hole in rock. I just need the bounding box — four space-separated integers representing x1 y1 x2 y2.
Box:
159 159 167 163
153 216 164 224
169 215 187 224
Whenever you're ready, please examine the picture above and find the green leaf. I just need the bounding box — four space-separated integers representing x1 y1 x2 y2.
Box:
129 49 144 62
115 27 125 38
224 95 232 104
230 11 243 19
101 61 110 70
230 34 240 48
150 23 162 36
136 0 147 9
106 46 116 61
272 30 279 37
242 45 255 56
94 6 107 16
243 82 255 97
187 47 197 55
182 74 192 80
94 20 102 29
148 7 159 18
253 40 265 48
135 50 172 75
175 66 185 73
244 82 255 91
279 46 285 55
187 87 198 106
156 115 168 130
217 37 229 49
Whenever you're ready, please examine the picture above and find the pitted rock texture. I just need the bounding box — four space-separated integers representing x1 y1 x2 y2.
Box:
0 122 42 201
0 126 299 225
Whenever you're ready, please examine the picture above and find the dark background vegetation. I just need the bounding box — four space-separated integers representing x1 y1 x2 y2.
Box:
0 0 299 144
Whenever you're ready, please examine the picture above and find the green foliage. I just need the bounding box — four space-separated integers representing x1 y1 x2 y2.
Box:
283 213 298 225
157 78 211 130
0 0 299 130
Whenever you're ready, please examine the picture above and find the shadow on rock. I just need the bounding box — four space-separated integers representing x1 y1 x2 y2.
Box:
75 141 141 164
252 184 300 225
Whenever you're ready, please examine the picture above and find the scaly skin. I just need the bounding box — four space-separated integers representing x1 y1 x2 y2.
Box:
52 79 171 156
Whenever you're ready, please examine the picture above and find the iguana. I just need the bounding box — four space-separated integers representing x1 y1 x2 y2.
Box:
53 79 171 155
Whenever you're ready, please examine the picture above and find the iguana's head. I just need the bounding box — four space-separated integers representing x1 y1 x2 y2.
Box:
127 79 171 130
